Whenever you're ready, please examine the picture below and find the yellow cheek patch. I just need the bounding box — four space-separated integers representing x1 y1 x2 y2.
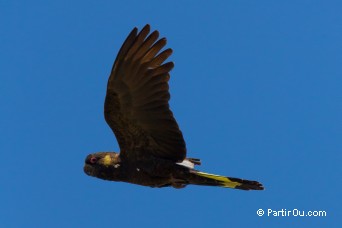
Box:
103 154 112 166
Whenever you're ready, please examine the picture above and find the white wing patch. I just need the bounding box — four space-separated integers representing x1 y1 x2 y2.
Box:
176 159 195 169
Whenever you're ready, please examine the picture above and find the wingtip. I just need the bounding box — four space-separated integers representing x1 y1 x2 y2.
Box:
131 22 153 32
141 24 151 33
130 27 138 36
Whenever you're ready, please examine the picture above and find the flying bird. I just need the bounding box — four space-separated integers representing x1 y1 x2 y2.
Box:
84 24 264 190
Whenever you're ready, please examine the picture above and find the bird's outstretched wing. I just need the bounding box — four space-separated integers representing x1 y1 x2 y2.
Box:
104 24 186 162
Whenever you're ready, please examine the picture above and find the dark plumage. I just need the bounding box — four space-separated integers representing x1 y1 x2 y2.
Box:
83 25 264 190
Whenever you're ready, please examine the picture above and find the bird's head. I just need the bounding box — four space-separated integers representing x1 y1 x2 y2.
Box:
83 152 122 181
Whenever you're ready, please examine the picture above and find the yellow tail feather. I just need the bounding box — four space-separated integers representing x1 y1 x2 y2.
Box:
196 172 241 189
195 171 264 190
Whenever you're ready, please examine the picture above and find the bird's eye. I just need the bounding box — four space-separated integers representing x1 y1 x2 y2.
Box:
90 157 97 164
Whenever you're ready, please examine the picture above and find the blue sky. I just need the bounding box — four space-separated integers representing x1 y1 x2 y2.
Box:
1 1 341 227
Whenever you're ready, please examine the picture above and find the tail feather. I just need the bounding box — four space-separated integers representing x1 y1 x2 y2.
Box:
194 171 264 190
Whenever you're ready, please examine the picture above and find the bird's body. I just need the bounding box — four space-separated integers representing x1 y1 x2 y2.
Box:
84 25 264 191
84 152 262 190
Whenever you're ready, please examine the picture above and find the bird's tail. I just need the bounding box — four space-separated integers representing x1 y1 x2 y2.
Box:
190 171 264 190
